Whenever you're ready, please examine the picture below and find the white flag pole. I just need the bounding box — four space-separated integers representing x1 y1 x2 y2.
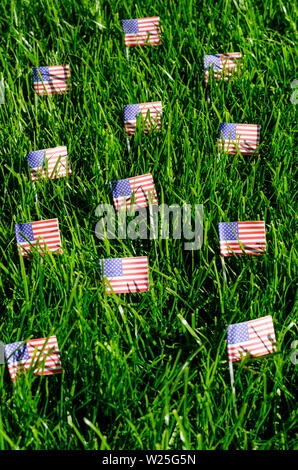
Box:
229 360 236 397
34 89 39 113
229 361 238 415
221 256 227 284
126 46 130 62
34 185 39 206
126 135 131 154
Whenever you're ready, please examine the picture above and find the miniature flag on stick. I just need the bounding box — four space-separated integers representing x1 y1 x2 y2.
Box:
100 256 149 294
26 146 71 181
218 221 266 257
226 315 276 398
218 123 261 155
122 17 161 47
227 315 277 363
110 173 158 212
203 53 241 85
4 336 62 382
15 218 62 257
33 65 70 95
124 101 162 135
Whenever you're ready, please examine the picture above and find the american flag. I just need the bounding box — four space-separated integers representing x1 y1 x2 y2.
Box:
32 65 70 95
110 173 158 212
123 101 162 135
15 218 62 257
227 315 276 362
26 146 71 181
219 221 266 257
100 256 149 294
4 336 63 382
218 123 261 155
203 53 241 85
122 17 161 47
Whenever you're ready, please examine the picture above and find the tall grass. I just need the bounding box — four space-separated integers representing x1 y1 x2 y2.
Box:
0 0 296 450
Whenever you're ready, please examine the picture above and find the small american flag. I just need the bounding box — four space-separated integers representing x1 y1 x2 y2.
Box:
124 101 162 135
219 221 266 257
122 17 161 47
33 65 70 95
15 218 62 257
110 173 158 212
26 146 71 181
4 336 63 382
227 315 276 362
100 256 149 294
218 123 261 155
203 53 241 85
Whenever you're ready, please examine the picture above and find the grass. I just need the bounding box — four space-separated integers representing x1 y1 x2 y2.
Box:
0 0 297 451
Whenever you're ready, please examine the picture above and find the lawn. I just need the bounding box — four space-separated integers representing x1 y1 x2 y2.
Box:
0 0 297 450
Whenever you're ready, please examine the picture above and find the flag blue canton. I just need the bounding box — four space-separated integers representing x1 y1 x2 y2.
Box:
227 323 250 345
122 19 139 34
100 258 123 277
218 123 237 140
32 66 50 83
15 223 34 243
124 104 140 121
218 222 239 241
26 150 46 169
204 55 221 70
110 179 132 198
4 341 30 363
